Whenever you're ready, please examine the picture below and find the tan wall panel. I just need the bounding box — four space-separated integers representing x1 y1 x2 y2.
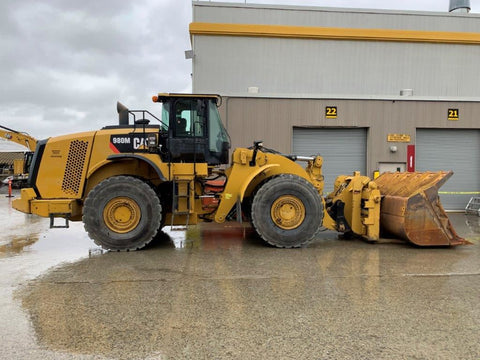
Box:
221 96 480 176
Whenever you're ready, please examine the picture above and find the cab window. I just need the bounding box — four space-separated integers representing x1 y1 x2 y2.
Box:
174 99 205 137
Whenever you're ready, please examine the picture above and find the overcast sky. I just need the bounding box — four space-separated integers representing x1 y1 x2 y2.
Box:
1 0 478 150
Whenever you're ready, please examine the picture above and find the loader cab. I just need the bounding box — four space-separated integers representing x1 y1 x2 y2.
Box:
157 94 231 165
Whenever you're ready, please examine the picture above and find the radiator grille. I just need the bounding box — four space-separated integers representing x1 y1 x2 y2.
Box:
62 140 89 196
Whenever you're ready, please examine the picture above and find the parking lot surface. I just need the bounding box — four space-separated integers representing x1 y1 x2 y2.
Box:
1 188 479 359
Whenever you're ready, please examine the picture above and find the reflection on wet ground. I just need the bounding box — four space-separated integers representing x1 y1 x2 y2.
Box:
164 223 254 250
1 188 479 359
0 195 47 256
464 215 480 242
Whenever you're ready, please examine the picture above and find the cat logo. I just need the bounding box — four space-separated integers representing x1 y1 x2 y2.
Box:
133 137 148 150
109 135 148 153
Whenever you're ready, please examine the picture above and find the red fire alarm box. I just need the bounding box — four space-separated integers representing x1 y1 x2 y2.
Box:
407 145 415 172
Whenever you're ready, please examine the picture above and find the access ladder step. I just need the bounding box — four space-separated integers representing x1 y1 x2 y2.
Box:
49 214 70 229
171 177 193 230
170 226 188 231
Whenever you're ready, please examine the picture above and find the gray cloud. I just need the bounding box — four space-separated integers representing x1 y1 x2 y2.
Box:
1 0 191 140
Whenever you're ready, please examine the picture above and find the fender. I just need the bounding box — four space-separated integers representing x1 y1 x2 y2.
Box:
214 164 280 223
84 154 167 197
105 154 166 180
238 164 279 202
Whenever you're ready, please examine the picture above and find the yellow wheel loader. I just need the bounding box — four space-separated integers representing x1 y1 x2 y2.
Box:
12 94 468 250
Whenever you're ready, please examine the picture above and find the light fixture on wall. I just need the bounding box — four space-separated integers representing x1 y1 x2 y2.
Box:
184 50 194 59
389 145 398 153
400 89 413 96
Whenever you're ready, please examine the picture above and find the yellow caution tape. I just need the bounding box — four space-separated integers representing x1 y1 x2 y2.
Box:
438 191 480 195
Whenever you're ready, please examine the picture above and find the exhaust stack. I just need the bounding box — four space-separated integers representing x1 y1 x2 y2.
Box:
449 0 471 13
117 102 129 125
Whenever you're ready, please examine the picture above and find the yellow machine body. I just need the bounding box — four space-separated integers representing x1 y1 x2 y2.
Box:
11 94 467 250
323 172 381 241
13 131 321 225
13 159 25 176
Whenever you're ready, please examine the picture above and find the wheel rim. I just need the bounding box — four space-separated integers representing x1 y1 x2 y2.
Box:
270 195 305 230
103 197 141 233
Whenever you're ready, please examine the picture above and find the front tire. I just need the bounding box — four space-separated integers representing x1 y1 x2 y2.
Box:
251 174 323 248
83 176 162 251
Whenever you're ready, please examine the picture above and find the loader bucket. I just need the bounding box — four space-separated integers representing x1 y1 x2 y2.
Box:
374 171 468 246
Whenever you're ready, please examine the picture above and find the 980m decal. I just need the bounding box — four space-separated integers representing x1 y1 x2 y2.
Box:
109 134 149 153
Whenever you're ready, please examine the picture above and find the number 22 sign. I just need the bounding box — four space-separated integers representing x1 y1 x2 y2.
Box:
326 106 337 119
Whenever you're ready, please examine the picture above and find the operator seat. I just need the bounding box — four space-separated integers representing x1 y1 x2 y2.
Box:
176 118 188 136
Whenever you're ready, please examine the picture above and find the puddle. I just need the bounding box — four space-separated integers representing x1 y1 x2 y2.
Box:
1 190 478 359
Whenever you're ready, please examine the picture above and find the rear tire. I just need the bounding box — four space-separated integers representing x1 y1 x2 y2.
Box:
83 176 162 251
251 174 323 248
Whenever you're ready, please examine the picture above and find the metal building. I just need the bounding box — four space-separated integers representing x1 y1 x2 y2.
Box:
189 1 480 209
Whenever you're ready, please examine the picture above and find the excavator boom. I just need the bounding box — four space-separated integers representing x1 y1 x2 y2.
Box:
0 125 37 151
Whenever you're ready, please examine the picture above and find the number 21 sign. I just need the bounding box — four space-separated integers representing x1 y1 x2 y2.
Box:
448 109 459 121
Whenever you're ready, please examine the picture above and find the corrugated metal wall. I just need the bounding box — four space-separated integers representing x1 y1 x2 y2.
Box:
416 129 480 210
222 97 480 177
0 152 24 167
292 128 367 193
194 3 480 32
192 3 480 97
194 3 480 209
194 36 480 97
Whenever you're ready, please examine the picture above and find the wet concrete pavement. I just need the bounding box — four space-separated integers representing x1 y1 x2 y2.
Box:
1 186 479 359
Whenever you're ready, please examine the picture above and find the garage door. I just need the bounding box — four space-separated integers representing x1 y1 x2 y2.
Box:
416 129 480 210
293 128 367 193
